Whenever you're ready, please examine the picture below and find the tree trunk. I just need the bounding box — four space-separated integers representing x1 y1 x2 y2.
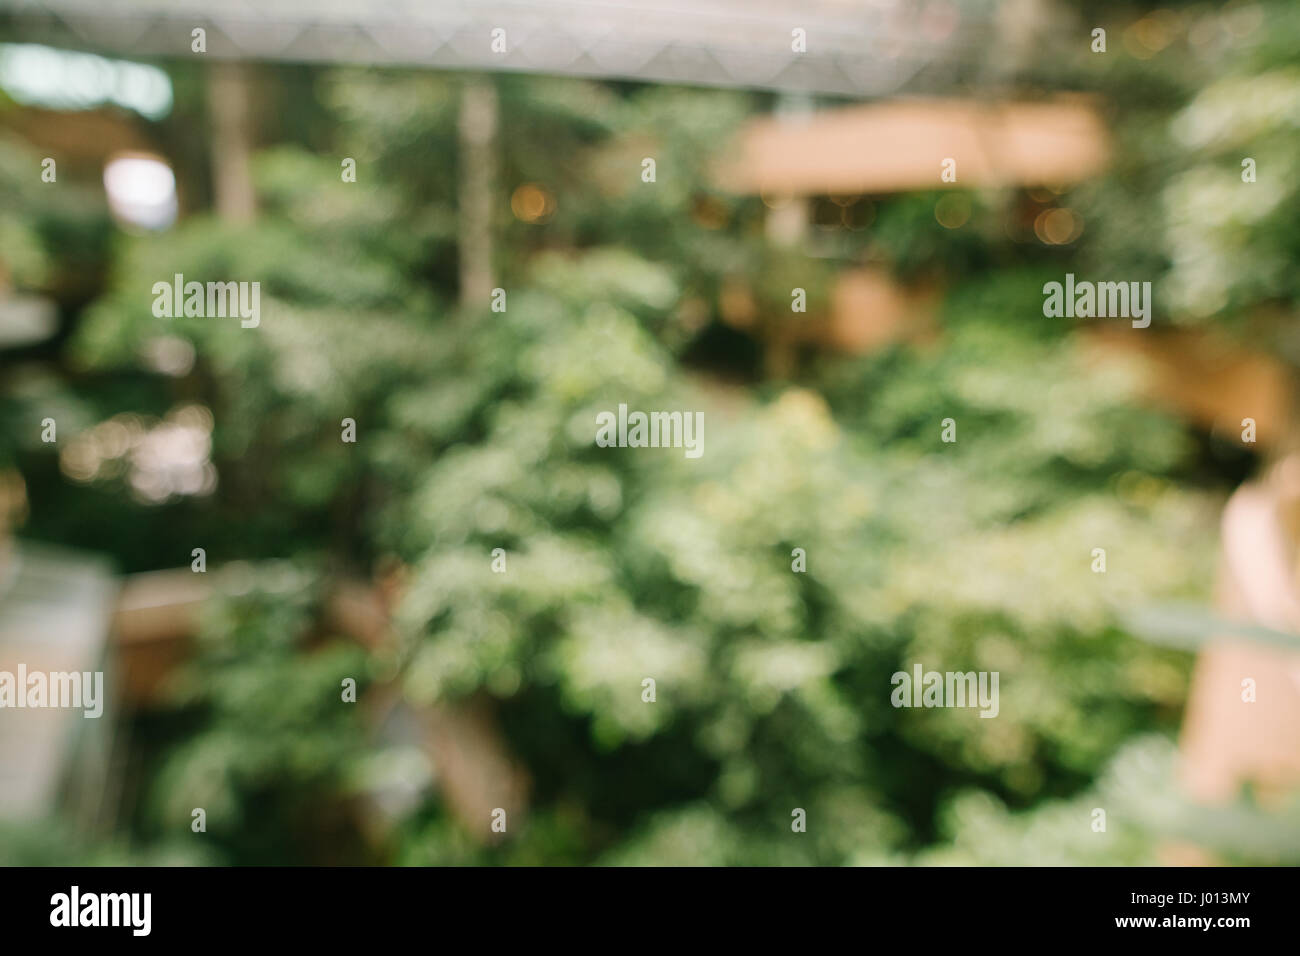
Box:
208 62 257 223
457 77 498 311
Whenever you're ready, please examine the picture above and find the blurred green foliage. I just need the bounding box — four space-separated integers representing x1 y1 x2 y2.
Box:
3 1 1299 865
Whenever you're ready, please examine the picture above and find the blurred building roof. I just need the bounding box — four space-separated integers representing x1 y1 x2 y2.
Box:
0 0 1007 97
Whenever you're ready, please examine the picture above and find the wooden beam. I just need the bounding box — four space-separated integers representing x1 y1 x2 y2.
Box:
717 96 1110 196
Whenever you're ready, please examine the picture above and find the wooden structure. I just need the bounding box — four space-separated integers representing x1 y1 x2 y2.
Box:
718 95 1110 196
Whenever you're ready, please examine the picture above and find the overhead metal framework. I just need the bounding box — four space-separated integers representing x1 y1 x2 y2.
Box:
0 0 1002 98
